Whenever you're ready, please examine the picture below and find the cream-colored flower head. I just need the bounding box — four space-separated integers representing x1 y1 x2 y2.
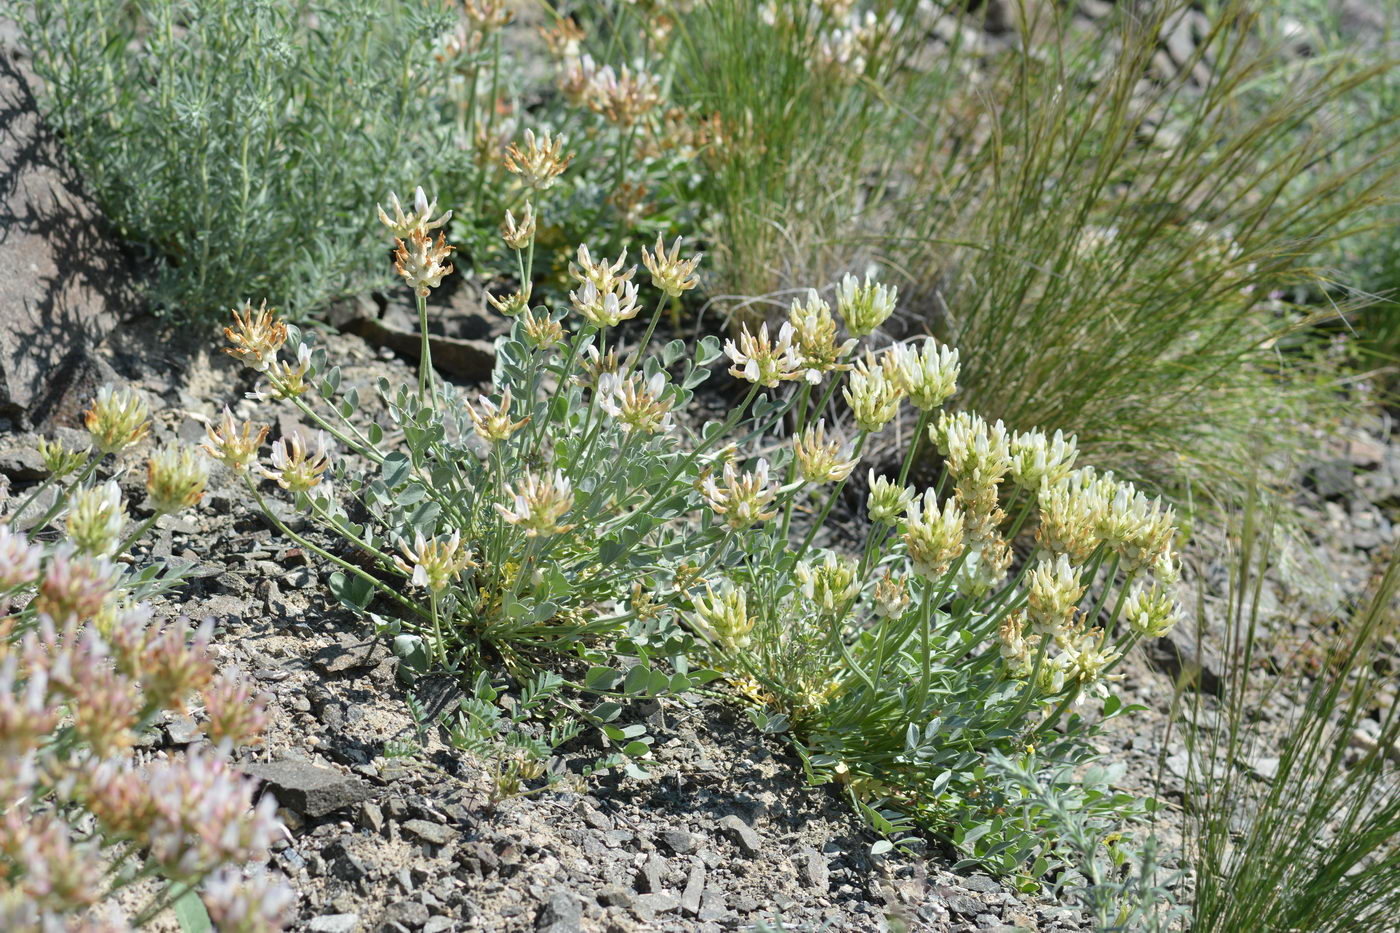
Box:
793 420 858 484
641 234 702 298
866 471 915 525
932 410 1011 491
84 385 151 455
573 344 621 391
570 279 641 328
223 300 287 373
842 351 902 432
1026 554 1084 639
393 229 455 297
487 286 533 318
264 432 332 494
724 322 803 387
394 532 475 593
1122 583 1181 639
872 571 911 619
795 550 859 613
496 469 576 537
998 610 1034 677
501 202 536 250
701 458 779 529
902 488 965 580
788 290 856 385
1009 428 1078 491
521 306 565 350
691 581 755 649
598 371 676 435
503 129 574 190
835 272 897 337
1036 467 1106 565
254 344 314 401
202 408 268 473
377 186 453 239
469 385 530 443
66 482 124 556
38 436 90 478
146 446 209 515
887 339 959 411
569 244 636 293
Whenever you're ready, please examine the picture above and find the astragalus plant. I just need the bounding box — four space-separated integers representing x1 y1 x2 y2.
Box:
1 392 286 931
222 180 1183 876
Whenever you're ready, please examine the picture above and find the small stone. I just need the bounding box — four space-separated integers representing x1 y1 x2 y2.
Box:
359 802 386 835
164 714 201 745
536 891 582 933
403 819 453 846
794 846 827 891
422 920 452 933
717 814 761 856
636 852 667 893
946 894 985 917
381 900 430 929
960 874 1000 894
658 828 697 855
242 760 372 818
308 915 360 933
681 863 705 917
635 893 680 916
596 885 634 909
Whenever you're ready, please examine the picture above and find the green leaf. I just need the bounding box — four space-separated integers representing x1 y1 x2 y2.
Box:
870 839 894 856
174 885 212 933
585 666 623 691
382 452 411 487
622 740 651 757
328 571 374 610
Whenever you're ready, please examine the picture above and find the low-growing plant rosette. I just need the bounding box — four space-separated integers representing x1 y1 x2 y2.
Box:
221 181 1184 880
1 393 287 931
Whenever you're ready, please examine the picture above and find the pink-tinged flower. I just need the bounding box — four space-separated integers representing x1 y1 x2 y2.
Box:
70 662 140 758
33 548 116 624
5 810 104 911
0 656 56 760
0 525 41 590
142 749 283 881
84 758 161 840
203 867 296 933
202 673 271 749
140 618 215 714
100 602 156 680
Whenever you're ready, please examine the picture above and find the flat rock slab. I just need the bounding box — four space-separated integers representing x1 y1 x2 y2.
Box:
0 40 140 428
242 759 372 818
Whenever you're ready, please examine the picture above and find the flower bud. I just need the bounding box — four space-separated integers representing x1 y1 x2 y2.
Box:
902 489 965 580
793 420 858 484
84 385 151 455
394 531 475 593
202 408 269 473
503 129 574 190
1121 583 1181 639
887 339 959 411
496 469 576 537
690 582 755 649
834 272 897 337
795 550 859 612
843 352 902 432
866 471 914 525
146 446 209 515
36 436 90 478
65 482 125 556
1009 428 1077 491
501 201 536 250
33 548 116 623
393 229 455 297
1026 554 1084 639
521 306 565 350
263 432 332 494
641 233 702 298
377 186 453 239
468 386 531 443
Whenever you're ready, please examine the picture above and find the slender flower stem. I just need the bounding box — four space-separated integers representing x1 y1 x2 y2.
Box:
416 291 434 403
115 514 159 557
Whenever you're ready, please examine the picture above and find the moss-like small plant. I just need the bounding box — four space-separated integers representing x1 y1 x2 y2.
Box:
1 391 285 931
222 176 1185 882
